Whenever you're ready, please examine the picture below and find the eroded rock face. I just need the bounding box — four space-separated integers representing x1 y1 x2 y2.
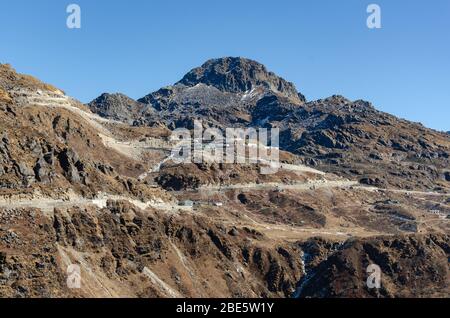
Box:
0 203 304 298
57 149 84 183
1 202 448 298
295 234 450 298
156 172 201 191
15 162 35 187
34 151 55 184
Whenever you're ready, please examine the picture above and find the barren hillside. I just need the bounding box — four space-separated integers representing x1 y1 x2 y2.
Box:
0 61 448 298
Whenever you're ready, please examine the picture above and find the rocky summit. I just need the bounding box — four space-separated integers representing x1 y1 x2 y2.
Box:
88 93 147 124
176 57 304 102
0 59 449 298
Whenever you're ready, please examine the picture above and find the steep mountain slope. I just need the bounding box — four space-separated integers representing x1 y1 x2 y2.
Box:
0 61 448 298
88 57 450 191
0 201 305 298
296 234 450 298
0 64 169 201
1 202 448 298
284 96 450 190
0 63 317 298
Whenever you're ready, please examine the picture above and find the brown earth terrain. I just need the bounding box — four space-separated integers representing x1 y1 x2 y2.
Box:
0 61 449 298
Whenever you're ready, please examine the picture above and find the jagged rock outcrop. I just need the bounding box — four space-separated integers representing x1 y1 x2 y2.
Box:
88 93 147 124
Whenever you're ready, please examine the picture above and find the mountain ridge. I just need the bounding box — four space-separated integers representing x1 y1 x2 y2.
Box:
1 60 449 298
86 57 450 191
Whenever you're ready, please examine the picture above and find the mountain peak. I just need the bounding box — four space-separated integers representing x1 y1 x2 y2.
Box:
88 92 145 124
177 57 303 103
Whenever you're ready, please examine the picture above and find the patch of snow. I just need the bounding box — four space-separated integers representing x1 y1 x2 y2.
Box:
240 87 259 101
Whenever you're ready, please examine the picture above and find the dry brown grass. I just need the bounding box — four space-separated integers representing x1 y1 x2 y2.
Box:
0 87 11 102
18 74 63 93
1 63 64 94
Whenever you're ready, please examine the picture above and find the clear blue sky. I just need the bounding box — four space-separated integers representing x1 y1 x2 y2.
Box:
1 0 449 131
